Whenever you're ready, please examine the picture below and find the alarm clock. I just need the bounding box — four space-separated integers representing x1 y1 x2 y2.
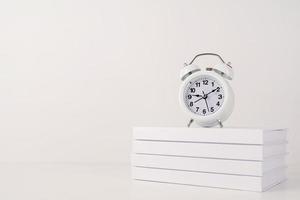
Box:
179 53 234 127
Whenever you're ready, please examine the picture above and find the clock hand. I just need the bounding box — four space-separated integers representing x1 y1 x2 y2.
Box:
194 96 204 103
204 98 210 112
206 88 218 96
202 91 210 112
192 94 202 97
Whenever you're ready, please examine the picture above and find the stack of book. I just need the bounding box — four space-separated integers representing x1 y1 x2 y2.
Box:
131 127 287 192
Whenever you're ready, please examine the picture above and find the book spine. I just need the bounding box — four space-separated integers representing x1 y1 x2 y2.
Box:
133 127 264 144
132 167 263 191
133 140 286 160
132 154 270 176
134 128 287 144
133 140 265 160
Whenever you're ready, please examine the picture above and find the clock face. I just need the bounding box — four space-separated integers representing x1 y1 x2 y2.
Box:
184 75 225 116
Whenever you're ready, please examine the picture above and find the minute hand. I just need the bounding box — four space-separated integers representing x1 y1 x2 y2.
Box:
206 88 218 96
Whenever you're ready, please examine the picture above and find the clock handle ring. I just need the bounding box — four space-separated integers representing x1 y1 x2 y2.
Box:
188 53 232 68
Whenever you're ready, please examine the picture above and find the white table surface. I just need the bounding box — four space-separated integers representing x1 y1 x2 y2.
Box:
0 163 299 200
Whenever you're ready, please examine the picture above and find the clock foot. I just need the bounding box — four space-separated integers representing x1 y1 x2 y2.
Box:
217 120 223 128
187 119 194 128
187 119 223 128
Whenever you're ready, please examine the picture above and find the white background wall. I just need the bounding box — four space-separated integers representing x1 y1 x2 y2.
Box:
0 0 299 165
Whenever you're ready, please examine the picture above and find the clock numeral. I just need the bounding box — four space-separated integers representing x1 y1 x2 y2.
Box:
216 87 220 92
190 88 196 93
202 109 206 114
196 107 199 112
203 80 208 85
189 102 193 107
210 107 214 112
212 82 215 87
216 101 220 106
195 82 201 87
218 94 223 99
187 95 192 99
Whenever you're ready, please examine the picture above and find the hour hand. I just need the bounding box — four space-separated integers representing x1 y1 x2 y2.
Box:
192 94 202 97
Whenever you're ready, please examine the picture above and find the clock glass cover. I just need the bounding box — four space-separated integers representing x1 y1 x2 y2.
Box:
184 76 225 116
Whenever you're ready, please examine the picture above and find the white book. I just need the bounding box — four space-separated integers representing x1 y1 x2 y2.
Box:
133 127 287 145
132 166 286 192
132 154 286 176
133 140 286 161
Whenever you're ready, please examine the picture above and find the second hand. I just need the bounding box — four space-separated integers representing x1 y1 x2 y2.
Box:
202 91 210 113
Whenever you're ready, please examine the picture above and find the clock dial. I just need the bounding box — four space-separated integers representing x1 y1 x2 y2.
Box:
184 76 225 116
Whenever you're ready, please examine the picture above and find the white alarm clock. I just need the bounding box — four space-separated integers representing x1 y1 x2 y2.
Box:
179 53 234 127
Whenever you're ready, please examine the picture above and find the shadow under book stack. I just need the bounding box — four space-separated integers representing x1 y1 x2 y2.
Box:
131 127 287 192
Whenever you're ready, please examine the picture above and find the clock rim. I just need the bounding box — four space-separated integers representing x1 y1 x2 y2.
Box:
179 71 234 127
